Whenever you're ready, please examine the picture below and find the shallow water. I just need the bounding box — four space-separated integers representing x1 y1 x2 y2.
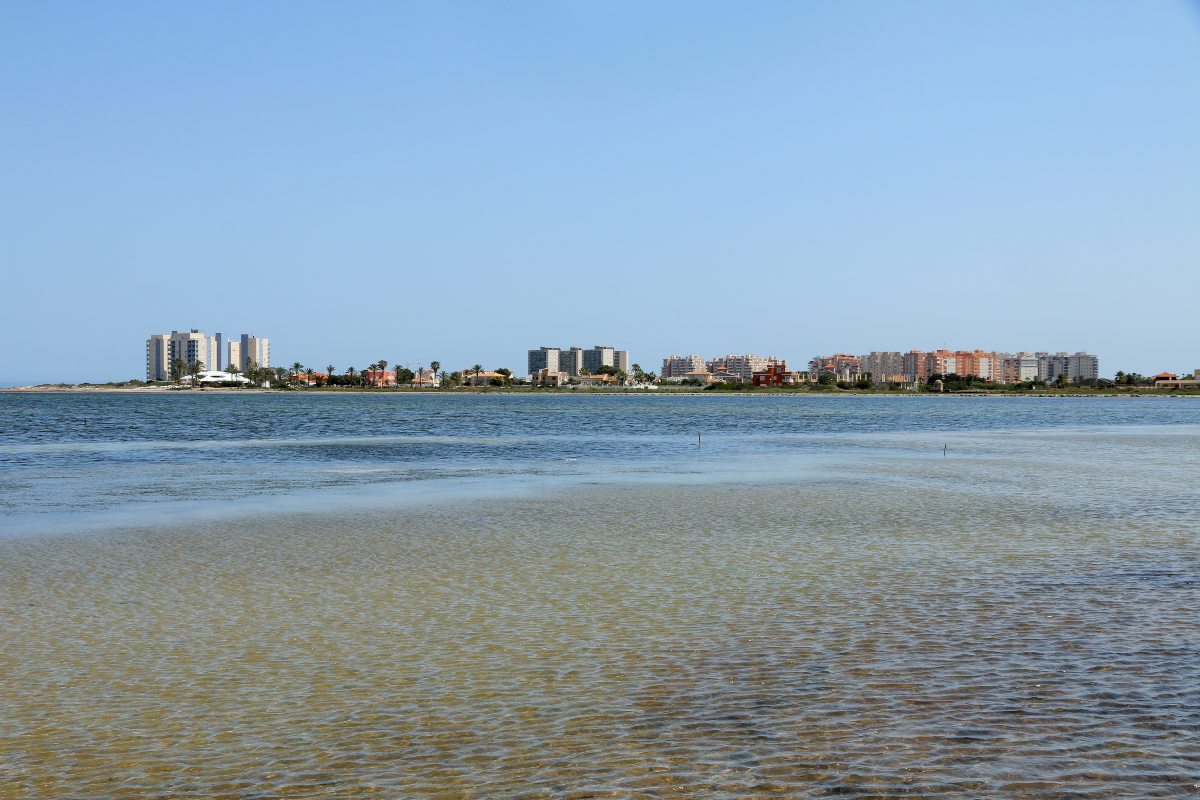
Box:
2 395 1199 797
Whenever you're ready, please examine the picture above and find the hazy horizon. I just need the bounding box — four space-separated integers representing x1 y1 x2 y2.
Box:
4 1 1199 385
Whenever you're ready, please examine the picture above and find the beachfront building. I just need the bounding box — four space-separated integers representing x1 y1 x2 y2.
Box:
146 330 222 381
560 347 584 376
528 344 629 378
1036 352 1099 383
527 347 561 376
532 368 568 387
858 352 905 383
235 334 270 372
999 353 1040 383
661 354 706 380
808 354 862 381
180 370 252 386
706 354 778 382
752 360 799 386
363 369 396 387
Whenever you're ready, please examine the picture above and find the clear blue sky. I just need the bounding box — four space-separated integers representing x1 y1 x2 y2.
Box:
3 1 1198 384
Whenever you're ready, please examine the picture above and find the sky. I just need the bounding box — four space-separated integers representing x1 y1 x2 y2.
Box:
2 0 1198 385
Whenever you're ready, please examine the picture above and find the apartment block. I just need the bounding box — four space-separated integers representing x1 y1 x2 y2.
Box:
529 344 629 377
808 354 862 380
528 347 561 376
145 330 222 381
662 355 706 379
237 334 270 371
706 354 779 382
858 352 905 382
560 348 584 376
1036 352 1099 383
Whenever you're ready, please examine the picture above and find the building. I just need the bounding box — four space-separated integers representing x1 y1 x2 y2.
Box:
808 354 861 381
363 369 396 387
146 330 221 381
752 360 799 386
583 345 630 374
560 347 584 376
706 354 779 382
532 368 567 387
465 370 510 386
180 370 251 386
412 368 440 387
237 334 270 372
661 355 706 380
1036 352 1099 383
999 352 1040 383
528 344 629 377
577 373 619 386
528 347 560 376
858 352 905 383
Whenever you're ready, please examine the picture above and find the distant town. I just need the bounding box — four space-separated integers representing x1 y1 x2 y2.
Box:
122 329 1200 393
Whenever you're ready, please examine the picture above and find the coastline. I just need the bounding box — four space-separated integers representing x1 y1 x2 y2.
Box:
2 383 1195 398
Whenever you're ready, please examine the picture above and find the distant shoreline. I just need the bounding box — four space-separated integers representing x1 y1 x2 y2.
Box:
2 384 1196 398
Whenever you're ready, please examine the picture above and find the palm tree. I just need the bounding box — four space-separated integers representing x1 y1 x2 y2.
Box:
430 360 440 379
378 360 389 387
346 366 357 386
367 362 379 386
290 362 304 385
326 364 335 386
305 366 315 387
170 358 187 385
187 360 204 387
227 362 242 386
472 364 483 376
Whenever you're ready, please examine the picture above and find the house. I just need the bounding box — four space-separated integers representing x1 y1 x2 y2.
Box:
363 369 396 387
577 373 618 386
752 360 799 386
465 371 510 387
532 368 567 387
411 368 440 387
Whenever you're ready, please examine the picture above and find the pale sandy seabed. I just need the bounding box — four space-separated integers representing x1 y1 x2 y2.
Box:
2 475 1199 799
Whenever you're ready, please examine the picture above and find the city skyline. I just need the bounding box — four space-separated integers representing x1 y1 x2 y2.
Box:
3 2 1199 385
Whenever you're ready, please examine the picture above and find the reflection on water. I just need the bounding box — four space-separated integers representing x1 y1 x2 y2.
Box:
3 424 1200 797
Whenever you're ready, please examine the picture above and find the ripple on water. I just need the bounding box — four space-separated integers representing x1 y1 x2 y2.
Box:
2 473 1200 799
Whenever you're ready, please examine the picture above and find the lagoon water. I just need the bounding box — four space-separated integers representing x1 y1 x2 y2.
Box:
2 393 1199 798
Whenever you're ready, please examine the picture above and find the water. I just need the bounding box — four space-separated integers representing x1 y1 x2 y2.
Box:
2 392 1199 798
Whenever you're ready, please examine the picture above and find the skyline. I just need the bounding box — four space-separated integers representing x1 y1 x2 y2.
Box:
4 1 1200 385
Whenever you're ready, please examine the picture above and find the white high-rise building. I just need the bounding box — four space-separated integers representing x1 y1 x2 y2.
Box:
236 334 271 371
145 330 220 381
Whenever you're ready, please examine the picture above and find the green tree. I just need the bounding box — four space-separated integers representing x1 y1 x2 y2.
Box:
170 357 187 385
346 366 357 386
396 367 415 384
227 362 242 385
305 366 315 386
430 360 441 376
290 362 304 385
472 364 483 376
